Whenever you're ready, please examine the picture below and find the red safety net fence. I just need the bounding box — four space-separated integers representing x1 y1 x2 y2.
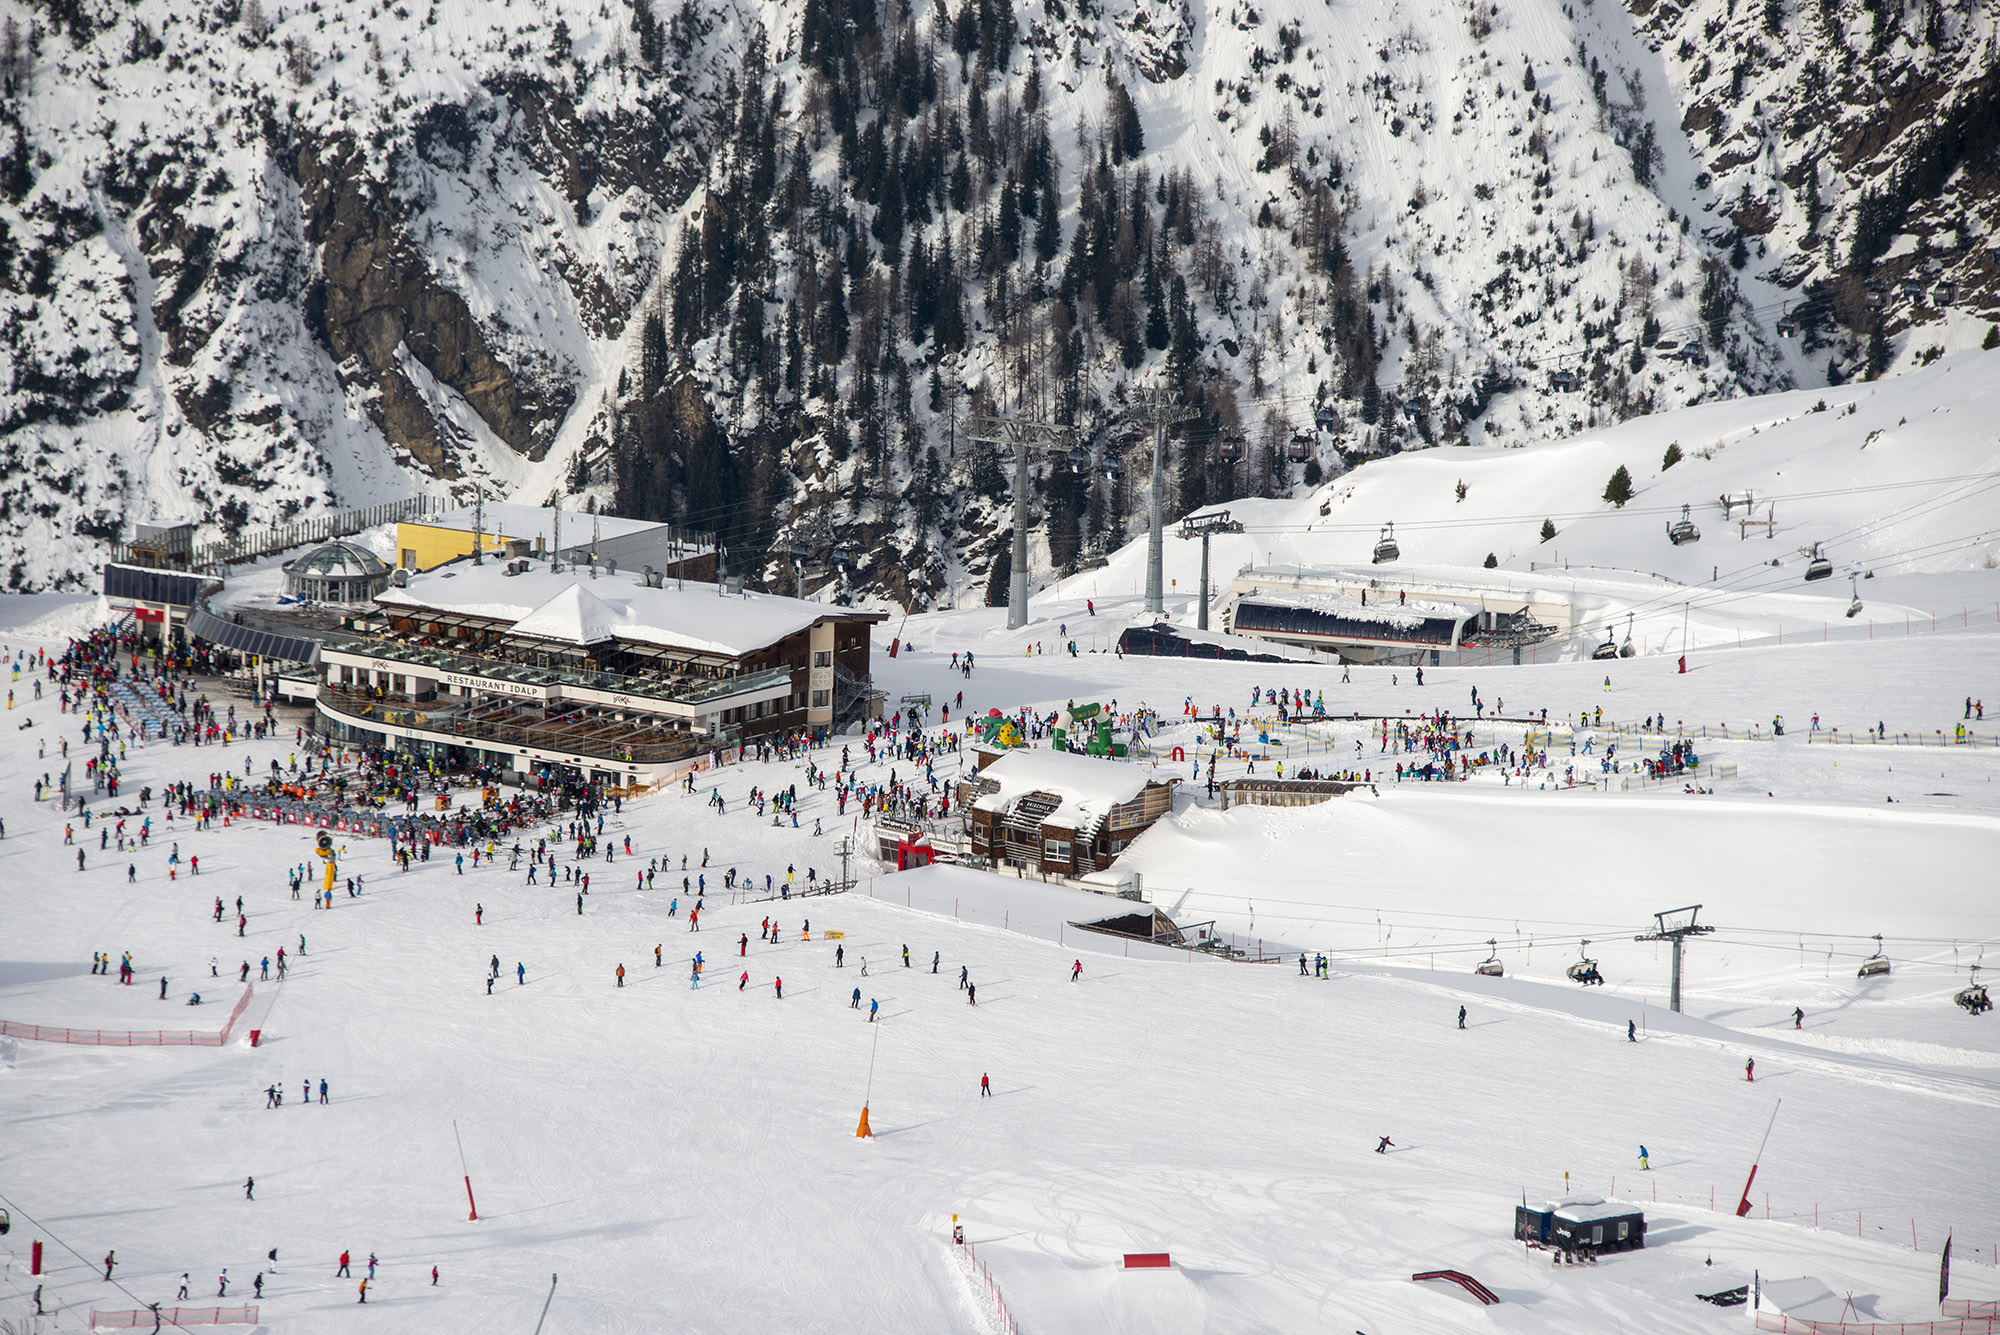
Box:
2 985 254 1047
1754 1313 2000 1334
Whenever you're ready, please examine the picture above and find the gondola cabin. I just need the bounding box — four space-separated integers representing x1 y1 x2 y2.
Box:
1516 1198 1646 1254
1372 523 1400 564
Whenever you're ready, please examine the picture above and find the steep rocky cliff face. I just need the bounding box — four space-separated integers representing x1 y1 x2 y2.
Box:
0 0 1991 594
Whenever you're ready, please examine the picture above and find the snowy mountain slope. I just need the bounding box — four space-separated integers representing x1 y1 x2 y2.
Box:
1 0 1994 597
994 347 2000 657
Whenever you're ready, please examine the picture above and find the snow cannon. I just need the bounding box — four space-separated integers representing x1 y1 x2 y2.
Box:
316 829 337 895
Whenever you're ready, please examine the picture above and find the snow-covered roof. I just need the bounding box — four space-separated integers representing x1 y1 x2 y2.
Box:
1246 564 1576 610
510 583 622 646
376 557 871 657
1544 1196 1640 1222
415 504 666 547
972 749 1160 830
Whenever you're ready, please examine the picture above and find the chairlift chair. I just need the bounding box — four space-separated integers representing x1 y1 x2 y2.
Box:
1591 626 1621 660
1856 934 1890 978
1668 503 1701 546
1803 543 1833 582
1846 573 1863 619
1475 939 1505 977
1619 613 1636 658
1372 523 1400 564
1566 940 1604 986
1954 965 1991 1015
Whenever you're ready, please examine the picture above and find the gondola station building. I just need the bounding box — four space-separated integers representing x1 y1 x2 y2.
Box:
309 553 885 786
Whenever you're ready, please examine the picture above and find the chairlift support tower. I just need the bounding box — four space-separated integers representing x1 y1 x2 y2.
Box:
967 413 1078 629
1178 510 1244 630
1635 904 1714 1013
1128 387 1199 617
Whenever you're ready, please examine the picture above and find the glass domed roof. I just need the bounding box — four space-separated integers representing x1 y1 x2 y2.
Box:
287 540 390 580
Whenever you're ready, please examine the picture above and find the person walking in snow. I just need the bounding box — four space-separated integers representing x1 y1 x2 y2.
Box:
337 1251 351 1278
1627 1019 1636 1042
959 964 968 990
851 986 862 1009
517 962 526 985
1457 1006 1466 1030
773 976 783 999
1638 1145 1650 1171
244 1176 254 1200
967 982 977 1006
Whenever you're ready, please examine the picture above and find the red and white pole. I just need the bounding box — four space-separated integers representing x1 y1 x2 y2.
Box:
454 1120 479 1221
1736 1099 1782 1218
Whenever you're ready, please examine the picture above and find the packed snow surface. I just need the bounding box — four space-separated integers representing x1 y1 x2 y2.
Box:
4 363 1999 1332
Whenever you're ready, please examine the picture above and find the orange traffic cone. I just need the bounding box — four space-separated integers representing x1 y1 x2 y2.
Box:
855 1105 873 1138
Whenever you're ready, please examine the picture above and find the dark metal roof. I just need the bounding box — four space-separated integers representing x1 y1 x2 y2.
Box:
103 563 212 608
187 607 320 663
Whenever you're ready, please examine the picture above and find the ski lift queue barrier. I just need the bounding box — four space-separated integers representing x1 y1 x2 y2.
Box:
90 1306 260 1328
2 984 254 1048
1805 731 1998 749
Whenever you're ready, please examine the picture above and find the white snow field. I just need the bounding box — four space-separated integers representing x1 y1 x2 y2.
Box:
6 368 2000 1332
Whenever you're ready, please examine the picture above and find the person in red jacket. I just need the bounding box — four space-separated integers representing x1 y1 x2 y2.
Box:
337 1250 351 1277
980 1074 991 1097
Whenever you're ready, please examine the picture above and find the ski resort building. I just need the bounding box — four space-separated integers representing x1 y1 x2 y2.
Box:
391 503 714 580
308 553 886 785
960 748 1177 877
1219 565 1574 665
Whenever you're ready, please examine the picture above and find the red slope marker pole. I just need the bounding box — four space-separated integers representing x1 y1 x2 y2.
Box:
1736 1099 1781 1218
454 1119 479 1221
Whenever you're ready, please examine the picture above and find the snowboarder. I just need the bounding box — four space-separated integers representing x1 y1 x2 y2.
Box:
517 962 525 985
959 964 968 990
1792 1007 1803 1029
773 976 783 999
357 1279 368 1303
739 970 748 991
1072 959 1082 982
432 1266 439 1286
1745 1057 1755 1081
1627 1019 1636 1042
104 1251 116 1280
1457 1006 1466 1029
245 1176 254 1199
902 945 910 968
967 982 977 1006
932 951 940 974
319 1079 328 1104
1375 1136 1394 1154
980 1073 991 1097
869 998 879 1022
836 944 844 968
217 1269 227 1297
475 904 483 925
1639 1145 1650 1171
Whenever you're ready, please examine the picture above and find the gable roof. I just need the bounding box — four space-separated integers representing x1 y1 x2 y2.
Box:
512 583 621 646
